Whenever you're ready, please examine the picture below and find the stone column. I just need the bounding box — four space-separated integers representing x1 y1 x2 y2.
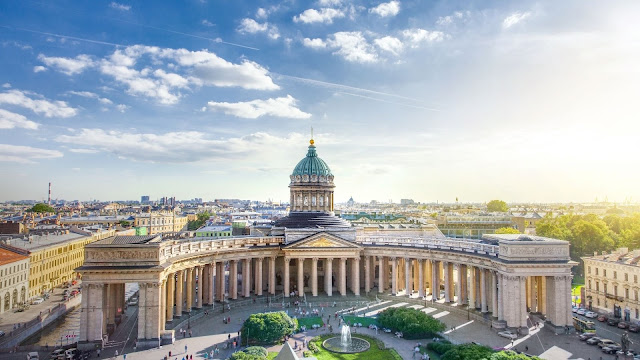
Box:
208 262 215 305
297 258 305 296
79 284 104 345
216 262 225 302
498 273 504 321
443 261 451 302
480 269 488 313
243 259 251 298
201 265 209 305
538 276 547 315
196 266 204 308
353 257 360 296
413 260 420 291
256 258 263 296
491 271 498 316
526 277 533 311
519 276 527 328
418 259 425 298
405 258 412 297
269 257 276 295
378 256 385 293
186 268 194 311
339 258 347 296
455 265 462 304
311 258 318 296
160 279 167 327
166 273 174 322
364 256 371 294
431 260 440 300
391 257 398 295
284 258 290 297
325 258 333 296
230 260 238 300
468 266 475 308
138 282 162 347
175 270 183 314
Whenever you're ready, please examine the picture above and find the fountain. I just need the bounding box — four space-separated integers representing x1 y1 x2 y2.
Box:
322 325 370 353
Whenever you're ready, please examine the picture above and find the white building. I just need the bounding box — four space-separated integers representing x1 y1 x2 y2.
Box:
0 244 30 313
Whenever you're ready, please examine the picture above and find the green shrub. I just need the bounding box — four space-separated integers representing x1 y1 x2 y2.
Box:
230 352 265 360
440 344 494 360
307 341 319 353
427 341 454 355
244 346 268 357
490 350 542 360
241 311 297 345
303 351 312 357
377 307 446 339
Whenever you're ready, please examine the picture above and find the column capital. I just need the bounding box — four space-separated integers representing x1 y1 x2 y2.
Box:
284 257 291 264
256 257 264 261
404 257 411 262
312 257 319 262
270 256 277 261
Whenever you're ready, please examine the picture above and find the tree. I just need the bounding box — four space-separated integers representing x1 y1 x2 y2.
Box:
119 220 131 227
487 200 508 213
230 347 268 360
241 312 297 345
495 227 521 234
187 211 212 230
377 307 445 339
28 203 56 213
440 344 494 360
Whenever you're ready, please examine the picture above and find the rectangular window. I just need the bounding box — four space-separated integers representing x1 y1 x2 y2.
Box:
596 282 600 291
596 268 599 275
614 271 617 279
626 273 629 282
604 269 607 277
615 286 618 296
635 275 638 283
627 288 630 298
588 266 591 274
588 280 592 289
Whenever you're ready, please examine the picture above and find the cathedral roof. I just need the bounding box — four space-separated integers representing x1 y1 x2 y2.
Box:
291 140 332 177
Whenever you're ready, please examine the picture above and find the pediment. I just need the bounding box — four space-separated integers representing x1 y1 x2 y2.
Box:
284 232 361 249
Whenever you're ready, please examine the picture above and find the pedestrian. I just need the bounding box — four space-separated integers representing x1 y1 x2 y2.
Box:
189 329 192 337
185 345 188 353
115 350 119 357
97 349 101 357
228 333 231 340
169 351 172 357
123 354 127 360
525 346 528 351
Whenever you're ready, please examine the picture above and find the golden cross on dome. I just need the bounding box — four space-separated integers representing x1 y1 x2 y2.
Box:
310 126 314 145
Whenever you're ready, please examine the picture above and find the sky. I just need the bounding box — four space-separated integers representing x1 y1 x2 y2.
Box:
1 0 639 204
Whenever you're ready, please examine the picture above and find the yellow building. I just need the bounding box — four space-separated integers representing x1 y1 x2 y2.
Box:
6 228 116 299
583 248 640 321
133 212 189 234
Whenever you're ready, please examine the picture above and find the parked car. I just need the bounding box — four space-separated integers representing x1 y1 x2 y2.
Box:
597 315 608 322
608 318 621 326
577 308 587 315
64 348 78 360
629 324 640 333
579 332 597 340
49 349 65 360
0 330 5 337
603 344 622 354
585 311 598 318
618 321 629 329
586 336 603 345
26 352 39 360
127 298 138 306
572 306 579 313
598 339 616 348
31 297 44 305
498 331 518 340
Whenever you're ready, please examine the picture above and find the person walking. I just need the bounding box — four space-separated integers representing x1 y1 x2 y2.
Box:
185 345 188 353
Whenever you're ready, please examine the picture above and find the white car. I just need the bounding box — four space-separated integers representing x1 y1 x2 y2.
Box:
585 311 598 318
26 352 39 360
498 331 518 340
572 307 579 313
31 298 44 305
577 308 587 315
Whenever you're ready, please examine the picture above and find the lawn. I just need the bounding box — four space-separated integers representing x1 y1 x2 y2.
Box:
419 345 441 360
309 334 402 360
297 316 324 330
267 352 278 359
341 316 378 327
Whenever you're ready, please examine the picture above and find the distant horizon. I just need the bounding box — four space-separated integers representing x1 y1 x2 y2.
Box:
1 1 638 203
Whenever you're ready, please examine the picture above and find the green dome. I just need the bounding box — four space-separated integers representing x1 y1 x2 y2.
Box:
292 144 333 177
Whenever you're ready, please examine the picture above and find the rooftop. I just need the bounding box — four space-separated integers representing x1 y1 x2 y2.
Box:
0 247 29 266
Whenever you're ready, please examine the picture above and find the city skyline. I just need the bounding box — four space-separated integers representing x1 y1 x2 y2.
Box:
1 0 639 203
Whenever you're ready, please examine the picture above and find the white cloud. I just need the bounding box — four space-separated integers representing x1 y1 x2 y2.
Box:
0 90 77 118
318 0 342 5
293 8 345 24
42 45 278 105
237 18 280 39
55 129 301 163
374 36 403 55
1 83 10 88
401 28 445 48
255 5 279 19
110 2 131 11
503 11 531 29
0 144 63 163
69 148 100 154
369 1 400 17
68 91 113 105
115 104 129 113
201 19 214 27
302 38 327 49
33 66 47 73
436 11 471 26
206 95 311 119
0 109 39 130
38 54 94 75
328 32 378 63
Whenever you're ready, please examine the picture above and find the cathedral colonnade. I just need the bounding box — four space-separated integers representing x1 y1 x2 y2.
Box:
77 233 575 350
